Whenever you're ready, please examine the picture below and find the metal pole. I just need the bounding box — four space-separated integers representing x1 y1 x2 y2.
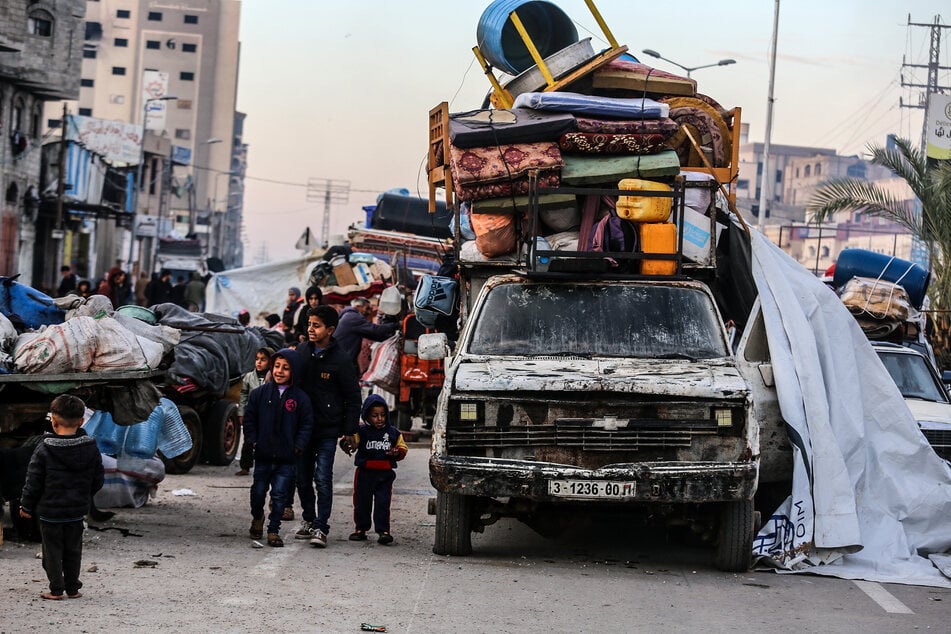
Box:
128 101 148 271
757 0 781 235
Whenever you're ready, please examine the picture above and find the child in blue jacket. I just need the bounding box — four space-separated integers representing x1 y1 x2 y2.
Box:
346 394 407 545
243 348 313 547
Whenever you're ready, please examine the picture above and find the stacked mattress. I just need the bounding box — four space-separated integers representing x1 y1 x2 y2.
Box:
441 61 734 265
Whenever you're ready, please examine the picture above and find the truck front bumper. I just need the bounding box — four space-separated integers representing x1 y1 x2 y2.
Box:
430 455 757 503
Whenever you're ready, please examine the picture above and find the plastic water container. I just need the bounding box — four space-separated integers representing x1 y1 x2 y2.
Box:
616 179 673 222
832 249 930 309
476 0 579 76
640 223 677 276
123 413 161 459
83 410 126 456
156 398 192 459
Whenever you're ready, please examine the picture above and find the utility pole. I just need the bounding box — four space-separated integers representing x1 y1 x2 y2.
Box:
306 178 350 247
756 0 780 234
900 15 951 155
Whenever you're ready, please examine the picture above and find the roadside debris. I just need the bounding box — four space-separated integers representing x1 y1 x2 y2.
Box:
133 560 158 568
171 488 196 496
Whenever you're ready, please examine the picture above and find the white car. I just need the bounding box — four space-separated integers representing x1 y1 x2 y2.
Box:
872 342 951 461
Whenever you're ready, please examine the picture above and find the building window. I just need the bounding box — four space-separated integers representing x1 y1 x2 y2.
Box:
12 102 23 131
737 179 749 190
85 22 102 41
80 78 94 87
182 43 197 53
775 169 783 183
29 10 54 37
821 246 830 258
83 48 97 58
116 9 131 18
112 66 126 75
31 107 41 138
177 99 193 109
114 38 128 47
804 165 811 177
184 14 198 24
815 163 822 176
47 119 62 129
180 71 194 81
175 129 191 140
78 107 92 116
148 11 162 21
146 40 160 49
795 167 800 178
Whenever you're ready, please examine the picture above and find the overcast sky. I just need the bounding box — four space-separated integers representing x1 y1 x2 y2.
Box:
235 0 950 262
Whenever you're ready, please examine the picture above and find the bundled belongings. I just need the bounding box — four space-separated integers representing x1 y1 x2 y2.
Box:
838 276 911 339
450 141 563 202
660 95 734 168
448 108 577 149
591 59 698 97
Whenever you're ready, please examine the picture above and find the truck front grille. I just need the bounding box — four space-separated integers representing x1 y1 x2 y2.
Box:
446 424 715 451
922 429 951 461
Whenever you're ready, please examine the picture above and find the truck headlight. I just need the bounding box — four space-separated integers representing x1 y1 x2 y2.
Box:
459 402 479 422
714 408 733 427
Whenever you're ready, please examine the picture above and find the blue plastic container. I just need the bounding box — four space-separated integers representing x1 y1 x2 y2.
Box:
833 249 931 309
83 411 126 456
476 0 578 76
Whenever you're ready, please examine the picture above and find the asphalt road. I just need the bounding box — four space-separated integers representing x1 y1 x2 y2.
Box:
2 440 949 633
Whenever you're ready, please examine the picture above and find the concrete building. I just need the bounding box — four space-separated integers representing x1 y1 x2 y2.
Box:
44 0 243 280
0 0 86 289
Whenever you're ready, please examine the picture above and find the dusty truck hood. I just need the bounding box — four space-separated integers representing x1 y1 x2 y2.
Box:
453 357 748 399
906 400 951 428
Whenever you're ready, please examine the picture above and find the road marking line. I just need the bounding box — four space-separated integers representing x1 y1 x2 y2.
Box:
852 580 913 614
252 545 293 578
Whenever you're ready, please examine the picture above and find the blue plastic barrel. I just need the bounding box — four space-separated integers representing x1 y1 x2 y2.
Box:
833 249 931 309
477 0 579 76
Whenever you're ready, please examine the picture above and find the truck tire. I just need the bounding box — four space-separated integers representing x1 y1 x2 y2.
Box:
433 491 473 556
715 499 754 572
160 405 202 475
396 403 413 431
202 400 240 466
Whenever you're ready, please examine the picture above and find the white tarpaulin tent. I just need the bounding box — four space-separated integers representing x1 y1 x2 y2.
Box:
749 230 951 588
204 253 325 320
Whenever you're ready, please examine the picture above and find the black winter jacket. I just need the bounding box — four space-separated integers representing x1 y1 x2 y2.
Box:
243 348 314 463
20 428 104 522
295 338 362 441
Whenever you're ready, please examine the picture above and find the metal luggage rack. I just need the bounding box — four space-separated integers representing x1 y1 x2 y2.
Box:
518 174 693 280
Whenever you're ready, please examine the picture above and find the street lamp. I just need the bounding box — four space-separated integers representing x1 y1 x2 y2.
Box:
129 95 177 271
188 137 222 236
641 49 736 78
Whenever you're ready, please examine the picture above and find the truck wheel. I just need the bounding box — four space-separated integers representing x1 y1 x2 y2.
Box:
433 491 473 556
396 403 413 431
202 400 240 466
160 405 202 475
715 499 754 572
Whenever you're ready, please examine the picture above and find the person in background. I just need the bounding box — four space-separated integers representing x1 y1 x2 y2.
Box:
184 271 205 312
19 395 104 600
169 276 187 308
134 271 150 306
243 348 313 548
282 287 305 344
293 305 361 548
343 393 407 545
75 280 92 299
56 265 78 297
333 297 400 370
294 286 323 343
237 309 251 327
235 346 275 476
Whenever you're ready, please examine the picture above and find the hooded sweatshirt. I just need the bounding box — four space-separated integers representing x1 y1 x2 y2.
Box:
242 348 314 463
353 394 407 470
20 427 104 522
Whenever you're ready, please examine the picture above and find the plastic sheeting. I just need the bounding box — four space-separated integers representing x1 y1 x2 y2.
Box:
204 253 326 319
749 230 951 588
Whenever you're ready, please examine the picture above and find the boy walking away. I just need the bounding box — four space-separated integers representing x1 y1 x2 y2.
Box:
243 348 313 547
19 395 104 600
235 346 275 476
347 394 407 545
293 305 362 548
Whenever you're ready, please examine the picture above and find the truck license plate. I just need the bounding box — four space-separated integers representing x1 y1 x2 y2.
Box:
548 480 636 498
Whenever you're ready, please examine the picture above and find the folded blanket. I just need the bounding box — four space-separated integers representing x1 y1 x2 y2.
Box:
449 142 563 186
592 59 697 96
454 170 561 203
575 116 679 135
559 132 669 155
449 108 577 149
513 91 669 119
561 150 681 185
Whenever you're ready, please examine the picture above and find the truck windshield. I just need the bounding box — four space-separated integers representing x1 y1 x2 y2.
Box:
468 283 729 359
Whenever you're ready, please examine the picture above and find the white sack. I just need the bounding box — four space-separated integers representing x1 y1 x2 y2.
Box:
13 316 99 373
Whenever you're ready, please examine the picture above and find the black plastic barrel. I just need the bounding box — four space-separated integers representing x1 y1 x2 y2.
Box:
477 0 579 76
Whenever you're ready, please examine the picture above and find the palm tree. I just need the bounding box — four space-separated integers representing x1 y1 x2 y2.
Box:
807 137 951 366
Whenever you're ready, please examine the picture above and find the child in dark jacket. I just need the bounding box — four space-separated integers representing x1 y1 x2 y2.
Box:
346 394 407 545
243 348 313 547
19 395 105 600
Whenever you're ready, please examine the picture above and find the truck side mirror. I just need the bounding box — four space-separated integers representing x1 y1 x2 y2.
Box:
418 333 449 360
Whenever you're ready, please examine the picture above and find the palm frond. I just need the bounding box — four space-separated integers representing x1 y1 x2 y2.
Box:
806 178 921 234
